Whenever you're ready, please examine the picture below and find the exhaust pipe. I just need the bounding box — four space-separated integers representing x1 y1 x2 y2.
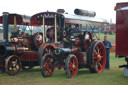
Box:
74 9 96 17
3 12 9 42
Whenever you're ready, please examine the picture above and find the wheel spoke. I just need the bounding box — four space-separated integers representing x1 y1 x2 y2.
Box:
47 69 51 74
89 42 106 73
100 56 103 60
94 49 98 55
15 66 18 71
73 58 75 65
98 47 102 53
69 61 73 66
6 56 21 76
95 61 98 70
41 54 54 77
66 55 78 78
15 60 17 66
44 64 48 69
98 62 102 69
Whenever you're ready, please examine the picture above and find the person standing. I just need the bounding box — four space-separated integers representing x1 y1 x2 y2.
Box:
102 36 112 70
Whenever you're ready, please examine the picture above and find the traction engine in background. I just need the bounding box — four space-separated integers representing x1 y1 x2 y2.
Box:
0 13 43 75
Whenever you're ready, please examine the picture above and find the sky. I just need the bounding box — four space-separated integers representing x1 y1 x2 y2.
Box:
0 0 128 23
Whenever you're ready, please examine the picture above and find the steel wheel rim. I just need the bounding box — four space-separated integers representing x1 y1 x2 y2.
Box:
7 56 21 75
93 42 106 72
42 55 54 77
68 56 78 78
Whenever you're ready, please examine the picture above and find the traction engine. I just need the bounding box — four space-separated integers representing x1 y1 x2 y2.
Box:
0 12 43 75
31 9 107 78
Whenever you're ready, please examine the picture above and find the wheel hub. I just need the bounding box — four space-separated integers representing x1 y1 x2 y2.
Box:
73 64 76 69
97 54 101 60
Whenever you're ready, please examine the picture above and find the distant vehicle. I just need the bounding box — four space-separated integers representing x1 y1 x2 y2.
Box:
0 13 43 76
104 24 116 34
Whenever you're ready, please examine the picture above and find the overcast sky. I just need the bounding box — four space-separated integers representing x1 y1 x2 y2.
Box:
0 0 128 23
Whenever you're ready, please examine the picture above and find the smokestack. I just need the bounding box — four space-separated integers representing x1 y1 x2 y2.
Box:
74 9 96 17
2 12 9 42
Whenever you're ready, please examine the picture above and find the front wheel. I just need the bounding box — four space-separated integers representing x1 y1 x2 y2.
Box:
5 55 21 76
40 54 54 77
87 41 106 73
65 54 78 78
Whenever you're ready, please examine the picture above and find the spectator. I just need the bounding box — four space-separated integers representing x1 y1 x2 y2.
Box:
102 36 112 70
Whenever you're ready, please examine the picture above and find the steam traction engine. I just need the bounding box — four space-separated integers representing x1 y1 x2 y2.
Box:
31 9 108 78
0 13 43 75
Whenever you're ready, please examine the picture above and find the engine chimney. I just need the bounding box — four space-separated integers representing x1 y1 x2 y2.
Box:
74 9 96 17
3 12 9 42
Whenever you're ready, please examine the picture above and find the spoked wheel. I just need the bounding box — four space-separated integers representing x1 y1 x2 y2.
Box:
38 45 54 65
5 55 21 76
22 66 33 70
65 54 78 78
40 54 54 77
87 41 106 73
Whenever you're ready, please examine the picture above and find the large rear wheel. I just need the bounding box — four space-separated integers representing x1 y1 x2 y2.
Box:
40 54 54 77
87 41 106 73
65 54 78 78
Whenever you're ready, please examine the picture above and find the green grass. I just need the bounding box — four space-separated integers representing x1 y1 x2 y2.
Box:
0 32 122 85
94 33 115 45
0 53 128 85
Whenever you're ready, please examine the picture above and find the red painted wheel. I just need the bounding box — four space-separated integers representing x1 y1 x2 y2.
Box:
65 54 78 78
38 45 54 65
87 41 106 73
40 54 54 77
5 55 21 76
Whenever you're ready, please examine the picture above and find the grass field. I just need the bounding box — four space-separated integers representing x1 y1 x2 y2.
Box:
0 52 128 85
94 33 115 45
0 33 125 85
